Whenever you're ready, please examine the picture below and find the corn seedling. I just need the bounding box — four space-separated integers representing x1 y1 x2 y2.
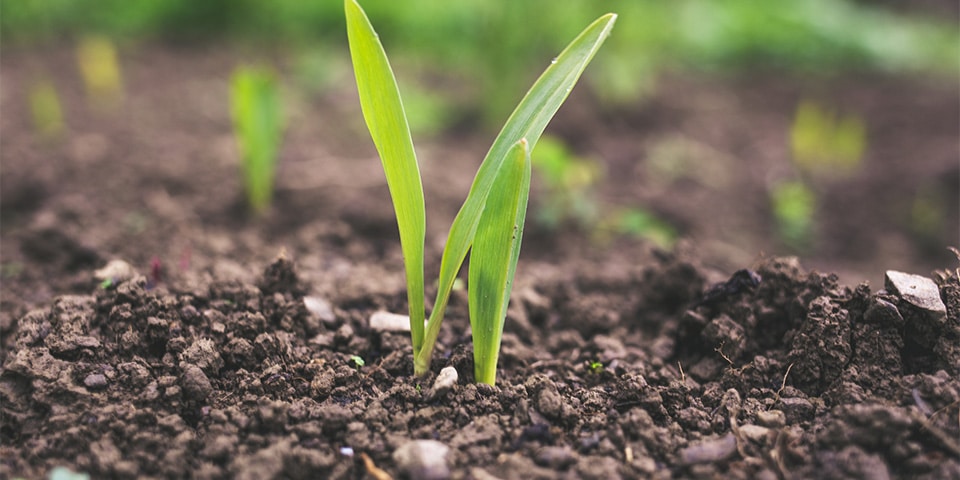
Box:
29 79 65 139
76 35 123 108
230 66 284 214
531 135 601 229
345 0 615 384
770 179 816 249
790 100 866 179
602 208 677 249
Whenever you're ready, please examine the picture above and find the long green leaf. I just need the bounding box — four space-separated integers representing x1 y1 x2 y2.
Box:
345 0 426 349
469 139 531 386
416 13 617 375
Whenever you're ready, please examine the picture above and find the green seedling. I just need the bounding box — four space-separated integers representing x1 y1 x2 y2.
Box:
29 79 65 139
603 208 677 249
350 355 366 368
790 100 866 179
346 0 615 384
588 360 604 373
230 66 284 214
76 35 123 108
770 179 816 249
531 135 601 229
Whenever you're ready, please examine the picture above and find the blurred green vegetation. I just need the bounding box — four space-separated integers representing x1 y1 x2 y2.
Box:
230 66 284 215
770 180 817 250
5 0 958 123
791 100 866 179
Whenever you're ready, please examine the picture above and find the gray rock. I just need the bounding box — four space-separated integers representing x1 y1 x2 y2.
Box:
369 310 413 332
180 364 213 401
303 296 336 325
756 409 786 428
535 446 577 469
885 271 946 321
84 373 108 389
536 383 563 419
94 259 137 283
429 366 458 399
393 439 451 480
679 433 738 465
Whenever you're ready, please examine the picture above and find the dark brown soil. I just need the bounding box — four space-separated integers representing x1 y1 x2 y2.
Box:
2 45 959 479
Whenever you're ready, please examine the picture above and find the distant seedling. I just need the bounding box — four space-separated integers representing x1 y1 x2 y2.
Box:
346 0 615 385
29 79 65 139
76 35 123 108
230 66 284 214
772 100 866 249
790 100 866 179
531 135 601 229
770 179 816 249
532 136 676 248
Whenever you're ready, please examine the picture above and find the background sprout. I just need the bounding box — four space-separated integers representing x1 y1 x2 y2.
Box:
76 35 123 108
346 0 616 381
771 179 816 249
29 79 65 139
790 100 867 179
531 135 601 229
230 66 284 215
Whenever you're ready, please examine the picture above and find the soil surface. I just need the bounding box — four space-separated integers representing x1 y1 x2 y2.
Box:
1 45 959 479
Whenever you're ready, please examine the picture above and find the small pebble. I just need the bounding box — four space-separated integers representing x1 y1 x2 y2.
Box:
393 439 451 480
430 366 459 399
94 259 137 283
84 373 108 390
304 296 336 325
535 446 577 469
756 410 786 428
180 364 213 401
536 383 564 419
369 311 416 332
885 271 946 320
679 433 738 465
738 424 771 443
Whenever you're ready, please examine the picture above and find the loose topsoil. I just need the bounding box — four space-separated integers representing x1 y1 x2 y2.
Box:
1 45 959 479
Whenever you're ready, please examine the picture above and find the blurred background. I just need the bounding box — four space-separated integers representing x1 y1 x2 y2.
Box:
2 0 958 295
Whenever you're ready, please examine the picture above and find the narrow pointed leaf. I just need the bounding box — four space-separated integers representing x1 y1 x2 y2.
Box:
469 139 531 386
417 13 617 374
345 0 426 348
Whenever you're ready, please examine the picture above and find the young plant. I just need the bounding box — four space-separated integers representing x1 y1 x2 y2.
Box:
76 35 123 108
345 0 615 384
230 66 284 214
29 79 65 139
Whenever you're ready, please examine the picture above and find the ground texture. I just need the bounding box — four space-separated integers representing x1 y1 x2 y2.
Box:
1 45 958 479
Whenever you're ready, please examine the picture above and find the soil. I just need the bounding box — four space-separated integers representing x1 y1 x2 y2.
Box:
1 44 959 479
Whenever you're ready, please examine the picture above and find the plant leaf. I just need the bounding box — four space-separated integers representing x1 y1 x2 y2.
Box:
345 0 426 348
230 66 283 214
469 138 530 386
417 13 617 374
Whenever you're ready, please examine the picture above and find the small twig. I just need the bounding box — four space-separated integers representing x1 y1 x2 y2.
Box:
677 361 686 382
772 363 794 407
715 341 734 366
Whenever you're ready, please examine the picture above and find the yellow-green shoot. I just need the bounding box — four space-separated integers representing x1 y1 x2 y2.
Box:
230 66 284 215
76 35 123 108
29 79 64 139
345 0 615 384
